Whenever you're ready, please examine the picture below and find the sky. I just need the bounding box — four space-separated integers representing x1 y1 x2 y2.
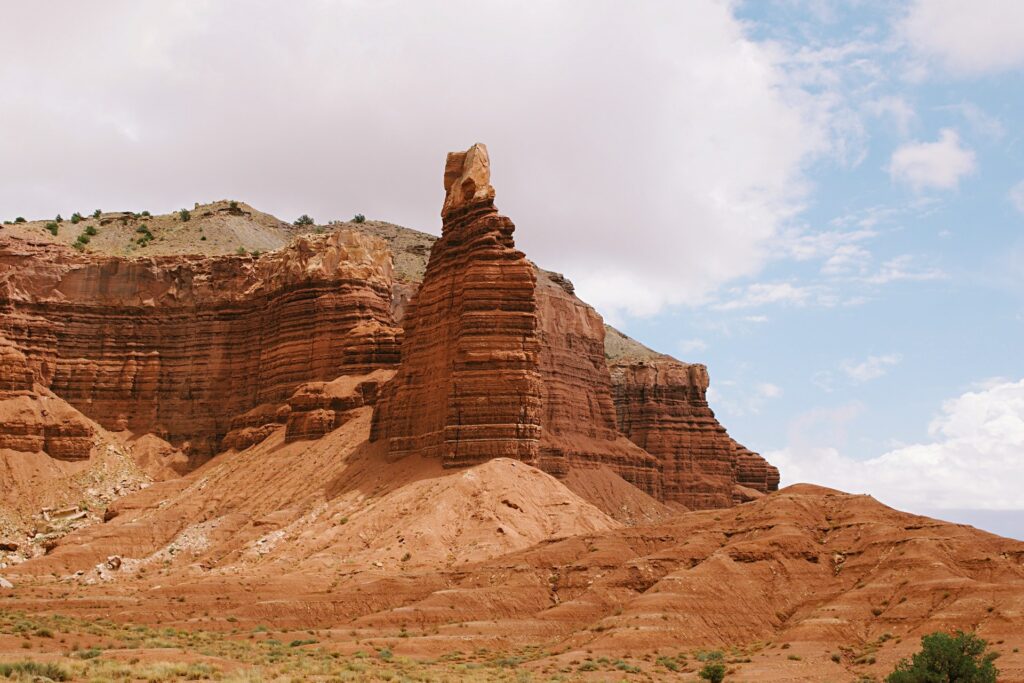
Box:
1 1 1022 538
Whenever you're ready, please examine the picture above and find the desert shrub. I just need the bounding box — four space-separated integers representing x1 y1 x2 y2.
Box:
92 209 102 218
70 212 83 224
0 661 70 680
14 216 26 223
352 213 366 223
293 214 315 226
229 200 238 210
236 246 247 255
179 209 191 222
45 222 59 236
55 214 63 223
75 234 90 245
887 631 998 683
140 210 150 217
699 661 726 682
84 225 98 236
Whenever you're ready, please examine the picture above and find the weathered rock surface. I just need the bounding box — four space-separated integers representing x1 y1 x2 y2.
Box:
0 335 94 461
0 230 402 460
610 357 779 508
371 144 661 493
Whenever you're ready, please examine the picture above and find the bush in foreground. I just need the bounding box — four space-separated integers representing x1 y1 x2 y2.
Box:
887 631 998 683
0 661 70 681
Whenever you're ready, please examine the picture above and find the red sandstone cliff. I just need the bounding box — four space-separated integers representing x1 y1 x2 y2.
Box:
371 144 661 493
610 357 779 508
0 230 401 461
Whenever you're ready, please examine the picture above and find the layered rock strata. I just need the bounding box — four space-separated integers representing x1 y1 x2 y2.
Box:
609 358 779 507
0 335 94 460
371 144 661 493
0 230 401 459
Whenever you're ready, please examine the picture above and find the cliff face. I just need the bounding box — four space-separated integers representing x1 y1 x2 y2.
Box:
371 144 661 493
0 335 94 461
0 230 401 460
610 358 779 507
370 145 544 465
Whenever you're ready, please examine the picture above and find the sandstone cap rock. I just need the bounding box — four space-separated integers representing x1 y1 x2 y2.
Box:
441 143 496 218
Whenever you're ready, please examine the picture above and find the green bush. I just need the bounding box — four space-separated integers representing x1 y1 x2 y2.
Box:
14 216 26 223
140 210 151 217
92 209 102 218
45 222 59 236
179 209 191 222
229 200 238 210
75 234 90 245
887 631 998 683
70 212 83 224
55 214 63 223
0 661 70 680
293 214 315 226
84 225 98 236
236 246 247 255
699 662 726 682
352 213 366 223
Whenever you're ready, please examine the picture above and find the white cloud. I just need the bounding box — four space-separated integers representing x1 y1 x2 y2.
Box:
865 96 916 135
0 1 836 321
1010 180 1024 215
678 338 708 354
840 353 902 383
888 129 976 191
903 0 1024 76
863 255 945 285
821 244 871 276
769 378 1024 510
714 282 815 310
708 378 783 417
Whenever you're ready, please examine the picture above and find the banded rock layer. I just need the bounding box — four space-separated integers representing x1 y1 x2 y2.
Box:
371 144 661 494
0 230 401 459
0 335 94 461
610 358 779 508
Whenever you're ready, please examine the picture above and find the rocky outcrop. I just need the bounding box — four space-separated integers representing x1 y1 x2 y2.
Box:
0 334 94 461
371 144 661 493
285 369 394 442
609 358 779 508
0 230 402 460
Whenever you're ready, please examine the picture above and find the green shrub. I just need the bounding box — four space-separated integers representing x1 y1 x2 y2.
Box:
140 210 150 217
352 213 366 223
229 200 238 210
14 216 26 223
699 661 726 682
0 661 70 680
236 246 247 255
92 209 102 218
887 631 998 683
45 222 59 236
179 209 191 222
75 234 90 245
55 214 63 223
70 212 83 224
293 214 315 226
84 225 98 236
